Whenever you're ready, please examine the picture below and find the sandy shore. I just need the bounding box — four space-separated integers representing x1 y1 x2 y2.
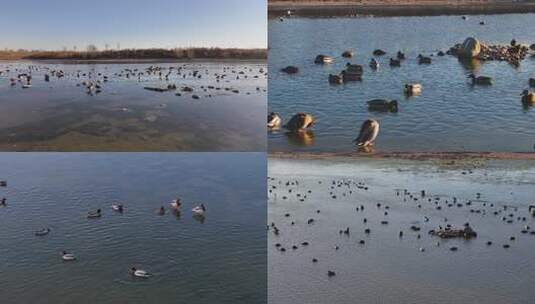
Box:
268 0 535 17
270 151 535 161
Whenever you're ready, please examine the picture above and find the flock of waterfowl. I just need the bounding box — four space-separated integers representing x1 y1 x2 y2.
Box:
0 180 206 279
1 63 266 100
268 173 535 278
272 36 535 149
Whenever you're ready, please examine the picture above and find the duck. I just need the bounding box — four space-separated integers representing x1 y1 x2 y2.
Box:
367 99 398 112
62 251 76 261
35 228 51 236
468 74 493 85
131 267 151 278
87 209 102 219
389 58 401 67
417 54 431 64
404 83 422 95
111 203 124 212
373 49 386 56
529 78 535 87
285 113 315 131
521 90 535 106
328 74 343 84
192 203 206 216
281 66 299 74
158 206 166 215
314 54 334 64
397 51 406 60
268 112 282 129
353 119 380 147
369 58 379 70
342 50 353 58
170 199 182 209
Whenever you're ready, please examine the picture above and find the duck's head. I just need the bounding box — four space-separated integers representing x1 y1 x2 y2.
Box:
390 100 399 112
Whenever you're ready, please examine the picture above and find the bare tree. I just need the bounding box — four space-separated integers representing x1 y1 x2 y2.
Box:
87 44 98 52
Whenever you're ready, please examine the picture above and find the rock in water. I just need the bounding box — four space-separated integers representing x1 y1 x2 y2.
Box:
459 37 481 58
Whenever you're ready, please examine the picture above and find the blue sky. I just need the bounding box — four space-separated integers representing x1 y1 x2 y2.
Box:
0 0 266 50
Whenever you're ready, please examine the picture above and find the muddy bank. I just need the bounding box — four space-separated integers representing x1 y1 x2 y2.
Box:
268 1 535 18
270 151 535 161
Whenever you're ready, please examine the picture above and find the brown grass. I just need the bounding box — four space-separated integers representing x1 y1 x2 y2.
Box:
0 48 267 61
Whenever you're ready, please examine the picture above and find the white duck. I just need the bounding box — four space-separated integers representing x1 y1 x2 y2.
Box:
192 204 206 216
111 203 124 212
62 251 76 261
131 267 151 278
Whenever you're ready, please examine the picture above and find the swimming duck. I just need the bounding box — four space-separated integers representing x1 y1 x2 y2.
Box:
342 50 353 58
192 204 206 216
373 49 386 56
62 251 76 261
404 83 422 95
328 74 343 84
131 267 151 278
353 119 380 147
369 58 379 70
285 113 315 131
389 58 401 67
314 55 334 64
268 112 282 129
397 51 406 60
35 228 51 236
281 66 299 74
521 90 535 105
418 54 432 64
111 203 124 212
468 74 493 85
170 199 182 209
367 99 398 112
87 209 102 219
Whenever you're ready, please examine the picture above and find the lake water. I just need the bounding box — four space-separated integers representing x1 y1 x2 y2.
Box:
0 61 266 151
0 153 266 304
268 157 535 304
268 14 535 152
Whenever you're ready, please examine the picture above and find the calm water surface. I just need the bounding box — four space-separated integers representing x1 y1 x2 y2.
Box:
269 14 535 152
0 61 266 151
0 153 266 304
269 157 535 304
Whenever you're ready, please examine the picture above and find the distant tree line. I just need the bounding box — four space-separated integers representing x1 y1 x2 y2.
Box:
0 48 267 60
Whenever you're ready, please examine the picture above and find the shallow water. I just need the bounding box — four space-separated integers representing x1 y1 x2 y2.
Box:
0 61 266 151
268 14 535 152
268 157 535 304
0 153 266 304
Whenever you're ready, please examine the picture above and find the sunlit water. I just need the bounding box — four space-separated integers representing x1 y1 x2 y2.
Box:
268 157 535 304
268 14 535 152
0 61 266 151
0 153 266 304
